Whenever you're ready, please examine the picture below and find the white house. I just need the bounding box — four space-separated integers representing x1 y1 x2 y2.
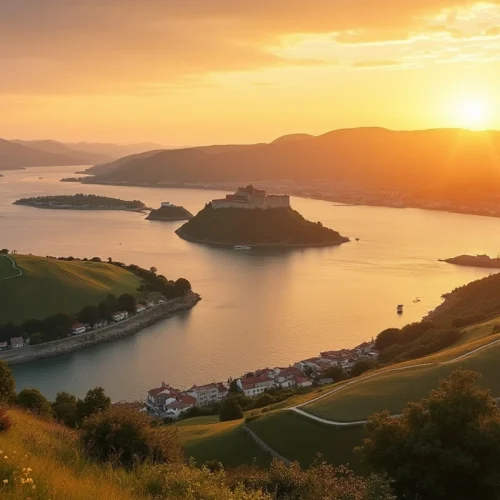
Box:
237 375 276 397
71 323 86 335
0 341 8 350
10 337 24 349
187 382 228 406
135 304 146 313
111 311 129 322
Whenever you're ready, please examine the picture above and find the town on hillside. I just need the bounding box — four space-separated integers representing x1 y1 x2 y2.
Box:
211 185 290 210
146 340 378 418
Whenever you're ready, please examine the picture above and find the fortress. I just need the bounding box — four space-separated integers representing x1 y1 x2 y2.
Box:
211 185 290 210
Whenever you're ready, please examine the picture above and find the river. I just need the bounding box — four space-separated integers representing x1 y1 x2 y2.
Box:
0 166 498 401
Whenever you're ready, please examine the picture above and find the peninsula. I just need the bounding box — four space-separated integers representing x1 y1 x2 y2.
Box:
146 202 193 221
441 254 500 269
13 193 147 211
175 185 349 247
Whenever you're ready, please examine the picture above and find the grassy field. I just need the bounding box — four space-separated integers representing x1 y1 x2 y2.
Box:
176 417 271 468
303 333 500 422
0 255 20 280
247 411 366 473
0 255 142 323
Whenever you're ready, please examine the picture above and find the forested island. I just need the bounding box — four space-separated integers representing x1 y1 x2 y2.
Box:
146 204 193 221
13 193 147 211
441 254 500 269
175 204 349 247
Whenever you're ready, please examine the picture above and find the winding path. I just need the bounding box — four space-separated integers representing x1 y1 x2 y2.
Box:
0 254 23 281
286 336 500 426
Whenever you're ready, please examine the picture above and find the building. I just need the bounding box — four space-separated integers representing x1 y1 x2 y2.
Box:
0 342 7 350
71 323 86 335
147 382 198 418
161 201 176 208
111 311 128 322
10 337 24 349
237 375 276 397
164 394 197 418
94 319 108 329
135 304 146 313
187 382 228 406
211 185 290 210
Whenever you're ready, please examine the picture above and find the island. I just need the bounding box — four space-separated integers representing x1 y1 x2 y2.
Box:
175 185 349 247
60 176 87 183
146 202 193 221
441 254 500 269
13 193 148 212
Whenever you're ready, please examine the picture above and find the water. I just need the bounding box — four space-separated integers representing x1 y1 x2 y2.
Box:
1 166 498 401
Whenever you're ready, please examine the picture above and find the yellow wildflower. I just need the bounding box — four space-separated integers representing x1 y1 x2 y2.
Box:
32 485 36 490
2 479 8 485
3 456 7 459
27 468 32 472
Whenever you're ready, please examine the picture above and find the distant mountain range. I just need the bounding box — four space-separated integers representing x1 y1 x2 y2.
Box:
83 128 500 202
0 138 165 170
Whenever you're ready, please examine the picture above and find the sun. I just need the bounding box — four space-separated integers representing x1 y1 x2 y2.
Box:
455 96 489 130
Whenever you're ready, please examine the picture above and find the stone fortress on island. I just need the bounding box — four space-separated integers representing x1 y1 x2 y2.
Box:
211 185 290 210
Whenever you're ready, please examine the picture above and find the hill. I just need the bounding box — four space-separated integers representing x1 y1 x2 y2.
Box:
0 138 94 170
12 140 111 164
175 205 349 247
65 141 165 160
84 128 500 205
0 255 142 324
146 205 193 221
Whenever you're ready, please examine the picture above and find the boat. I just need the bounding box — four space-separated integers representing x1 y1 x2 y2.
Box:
355 237 360 241
233 245 251 251
397 304 404 314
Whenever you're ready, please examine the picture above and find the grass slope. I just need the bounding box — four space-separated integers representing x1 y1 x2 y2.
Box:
247 411 366 473
0 256 19 280
304 330 500 422
0 255 142 323
176 417 271 468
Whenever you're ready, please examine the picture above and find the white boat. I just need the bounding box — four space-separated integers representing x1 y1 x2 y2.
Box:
397 304 404 314
233 245 251 251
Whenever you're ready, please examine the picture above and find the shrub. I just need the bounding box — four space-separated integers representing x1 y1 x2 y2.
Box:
52 391 78 427
0 360 15 404
253 393 275 409
0 406 12 432
76 386 111 422
219 398 243 422
375 328 401 351
350 359 376 377
81 405 182 467
17 388 53 417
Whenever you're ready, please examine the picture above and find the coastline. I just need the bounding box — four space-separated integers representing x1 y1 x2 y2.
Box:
13 203 148 213
175 229 349 248
0 291 201 365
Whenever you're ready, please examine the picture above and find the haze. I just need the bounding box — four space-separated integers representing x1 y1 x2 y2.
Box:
1 0 500 144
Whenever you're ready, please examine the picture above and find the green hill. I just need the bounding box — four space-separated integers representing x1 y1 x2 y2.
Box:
176 205 349 247
0 255 142 324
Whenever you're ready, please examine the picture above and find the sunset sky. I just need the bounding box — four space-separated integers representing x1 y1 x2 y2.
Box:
1 0 500 145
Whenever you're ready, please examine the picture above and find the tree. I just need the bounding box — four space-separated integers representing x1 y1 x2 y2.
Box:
43 312 73 340
118 293 136 313
78 305 99 325
375 328 401 351
350 359 376 377
17 388 53 417
219 398 243 422
81 405 182 467
21 318 45 336
77 386 111 422
174 278 191 296
360 369 500 500
52 391 78 427
163 282 177 299
322 365 345 383
150 266 157 274
253 393 275 409
0 360 15 404
29 332 44 345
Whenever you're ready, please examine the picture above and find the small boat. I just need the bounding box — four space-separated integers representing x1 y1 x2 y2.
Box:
355 237 360 241
397 304 404 314
233 245 251 251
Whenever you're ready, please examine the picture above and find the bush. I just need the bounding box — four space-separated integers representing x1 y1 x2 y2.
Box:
17 388 53 417
0 360 15 404
76 386 111 422
81 405 182 467
174 278 191 295
219 398 243 422
253 393 275 409
375 328 401 351
322 365 346 383
0 406 12 432
350 359 376 377
52 391 78 427
118 293 137 313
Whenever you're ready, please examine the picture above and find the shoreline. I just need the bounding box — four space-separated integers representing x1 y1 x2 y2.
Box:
175 230 349 248
13 203 148 213
0 291 201 365
78 178 500 221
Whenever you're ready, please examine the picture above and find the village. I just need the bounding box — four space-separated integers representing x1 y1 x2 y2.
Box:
146 340 378 418
0 298 168 351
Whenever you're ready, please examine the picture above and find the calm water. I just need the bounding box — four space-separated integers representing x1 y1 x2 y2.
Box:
1 166 498 401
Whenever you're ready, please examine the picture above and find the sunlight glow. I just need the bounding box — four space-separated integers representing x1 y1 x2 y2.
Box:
454 96 490 130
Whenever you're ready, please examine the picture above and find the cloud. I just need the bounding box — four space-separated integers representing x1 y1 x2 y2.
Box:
0 0 499 94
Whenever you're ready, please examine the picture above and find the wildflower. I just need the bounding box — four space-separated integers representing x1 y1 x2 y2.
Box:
32 485 36 490
27 468 32 472
2 479 8 485
3 456 7 459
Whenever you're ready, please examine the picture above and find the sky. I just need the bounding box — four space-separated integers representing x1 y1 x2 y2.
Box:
1 0 500 145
